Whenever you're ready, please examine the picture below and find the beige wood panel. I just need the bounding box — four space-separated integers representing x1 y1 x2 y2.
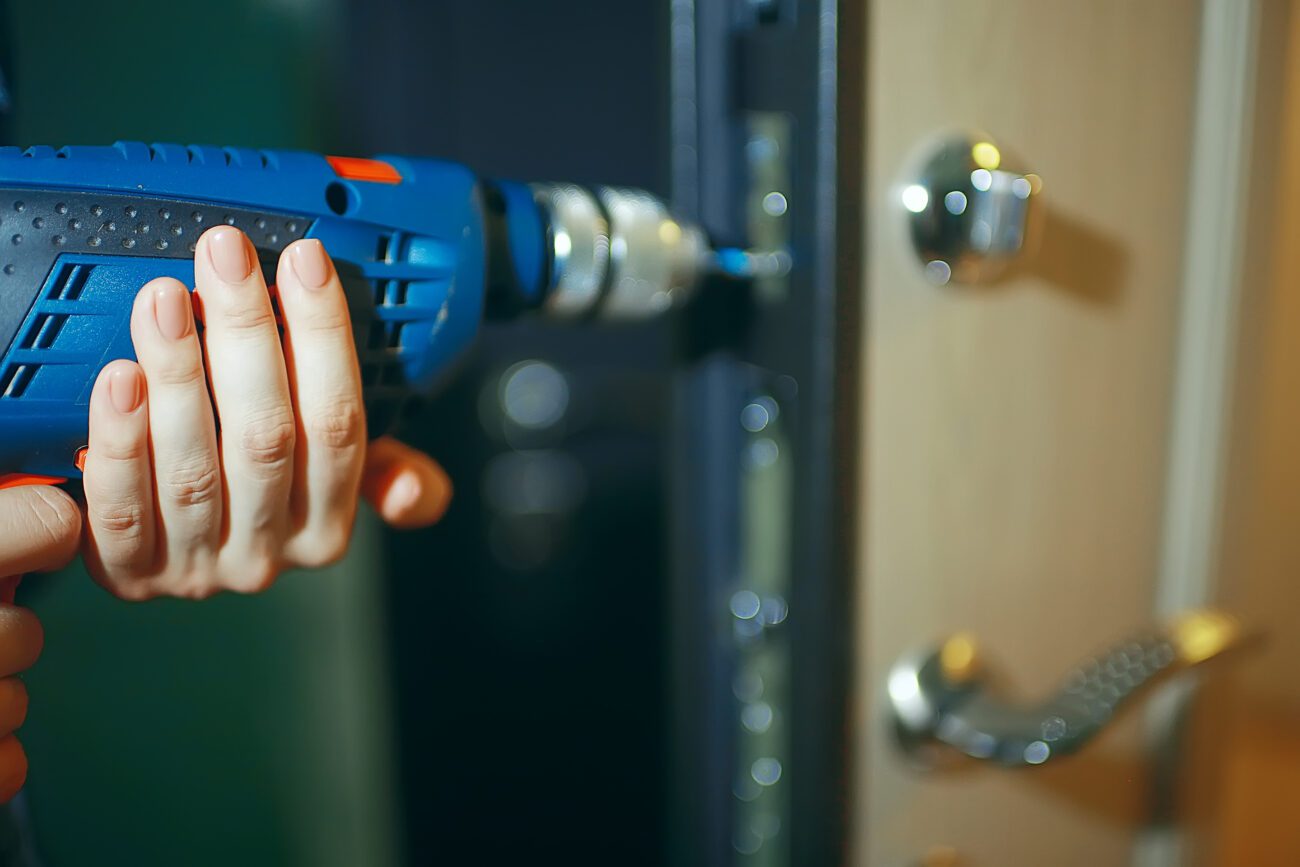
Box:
854 2 1201 864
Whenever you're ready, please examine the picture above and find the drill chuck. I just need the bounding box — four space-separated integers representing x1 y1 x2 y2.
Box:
530 183 708 321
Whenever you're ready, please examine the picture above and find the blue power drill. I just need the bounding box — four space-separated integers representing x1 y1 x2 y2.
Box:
0 143 778 487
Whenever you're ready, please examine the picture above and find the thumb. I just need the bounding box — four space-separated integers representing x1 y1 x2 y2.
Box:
362 437 453 530
0 485 82 577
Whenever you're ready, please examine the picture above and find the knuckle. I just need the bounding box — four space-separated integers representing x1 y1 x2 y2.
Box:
293 524 352 568
175 581 221 602
160 456 221 510
227 556 281 594
88 499 148 540
218 300 278 337
306 401 365 451
293 303 351 337
94 432 149 465
106 580 157 603
138 556 222 601
157 569 221 601
150 358 206 389
238 409 296 469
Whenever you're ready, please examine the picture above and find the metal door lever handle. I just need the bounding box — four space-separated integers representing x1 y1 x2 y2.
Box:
887 610 1250 767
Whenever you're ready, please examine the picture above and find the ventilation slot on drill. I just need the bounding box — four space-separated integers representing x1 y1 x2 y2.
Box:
0 364 36 398
47 263 91 301
364 319 405 351
21 314 68 350
385 281 410 307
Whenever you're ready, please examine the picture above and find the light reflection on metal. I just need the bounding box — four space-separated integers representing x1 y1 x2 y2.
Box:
1170 609 1242 664
971 141 1001 170
734 828 763 856
733 775 762 803
552 228 573 259
924 260 952 286
753 813 781 840
741 401 771 433
938 633 979 683
742 701 775 734
733 671 765 703
735 618 764 643
498 360 569 431
746 114 794 304
479 358 587 571
902 183 930 213
746 438 780 469
1023 740 1051 765
731 590 762 620
760 595 789 626
732 385 792 857
746 134 778 164
887 664 927 731
762 191 789 216
751 757 783 786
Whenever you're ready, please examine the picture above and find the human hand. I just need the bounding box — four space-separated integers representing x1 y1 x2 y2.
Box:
0 484 80 800
80 226 451 600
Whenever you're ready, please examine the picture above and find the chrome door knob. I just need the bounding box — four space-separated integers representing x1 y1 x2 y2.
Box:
887 610 1252 768
899 132 1042 285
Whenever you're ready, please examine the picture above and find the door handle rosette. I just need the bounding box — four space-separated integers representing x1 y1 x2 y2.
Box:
899 131 1042 285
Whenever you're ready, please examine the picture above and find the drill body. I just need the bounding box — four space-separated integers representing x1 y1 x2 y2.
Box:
0 142 708 482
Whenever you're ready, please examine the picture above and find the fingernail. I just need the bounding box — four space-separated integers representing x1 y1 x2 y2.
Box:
390 473 421 514
153 282 192 341
290 240 332 290
107 366 144 414
206 226 253 283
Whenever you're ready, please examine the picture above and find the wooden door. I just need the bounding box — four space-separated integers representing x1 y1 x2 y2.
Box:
852 1 1227 863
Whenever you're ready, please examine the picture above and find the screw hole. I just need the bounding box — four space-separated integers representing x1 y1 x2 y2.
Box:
325 182 353 216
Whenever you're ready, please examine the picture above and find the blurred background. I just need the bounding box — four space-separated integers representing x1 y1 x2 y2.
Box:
5 1 1300 866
